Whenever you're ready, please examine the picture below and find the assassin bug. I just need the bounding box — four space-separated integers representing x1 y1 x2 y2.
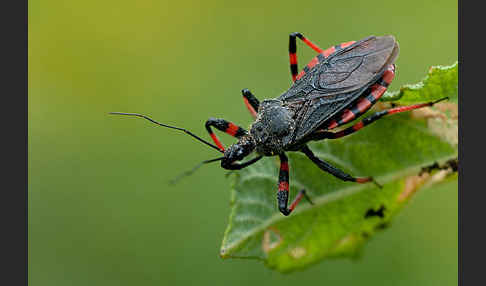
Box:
111 33 447 216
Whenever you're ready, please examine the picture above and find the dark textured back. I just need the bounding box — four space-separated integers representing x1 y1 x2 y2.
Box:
278 35 399 142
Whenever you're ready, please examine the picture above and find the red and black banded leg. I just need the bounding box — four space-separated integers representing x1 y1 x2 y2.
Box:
241 89 260 119
301 145 381 188
205 118 247 151
288 32 324 82
288 33 299 82
326 65 396 130
277 153 313 216
295 39 362 82
311 97 449 140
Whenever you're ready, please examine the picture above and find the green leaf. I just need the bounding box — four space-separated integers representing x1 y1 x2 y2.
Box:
382 61 458 103
220 63 458 272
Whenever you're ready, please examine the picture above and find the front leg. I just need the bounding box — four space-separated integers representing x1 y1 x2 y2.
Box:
241 89 260 118
205 118 247 151
222 155 263 170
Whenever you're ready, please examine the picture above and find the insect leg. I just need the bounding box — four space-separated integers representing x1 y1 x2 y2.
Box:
311 97 449 140
277 153 313 216
288 34 299 82
205 118 247 151
301 145 381 188
241 89 260 118
222 155 263 170
288 32 324 82
291 32 323 53
326 65 396 130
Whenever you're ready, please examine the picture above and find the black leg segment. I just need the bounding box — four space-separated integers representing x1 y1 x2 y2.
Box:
301 145 381 188
222 155 263 170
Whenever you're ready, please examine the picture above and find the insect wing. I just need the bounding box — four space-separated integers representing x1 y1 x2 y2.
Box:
281 35 399 141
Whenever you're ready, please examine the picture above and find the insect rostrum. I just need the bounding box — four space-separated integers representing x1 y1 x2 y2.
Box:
111 33 447 216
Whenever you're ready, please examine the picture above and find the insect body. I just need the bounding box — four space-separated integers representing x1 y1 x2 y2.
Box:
111 33 446 216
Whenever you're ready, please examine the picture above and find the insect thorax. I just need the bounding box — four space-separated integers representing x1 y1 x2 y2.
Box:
250 99 295 156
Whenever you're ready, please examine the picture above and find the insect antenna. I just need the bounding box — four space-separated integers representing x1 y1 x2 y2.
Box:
169 157 224 185
109 112 223 153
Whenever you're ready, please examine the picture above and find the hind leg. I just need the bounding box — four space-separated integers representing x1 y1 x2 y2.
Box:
288 32 324 82
309 97 449 140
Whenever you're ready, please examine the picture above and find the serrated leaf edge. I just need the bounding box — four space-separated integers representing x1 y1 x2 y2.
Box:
382 61 458 101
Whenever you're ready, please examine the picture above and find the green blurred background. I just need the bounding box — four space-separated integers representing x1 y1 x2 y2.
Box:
29 0 457 285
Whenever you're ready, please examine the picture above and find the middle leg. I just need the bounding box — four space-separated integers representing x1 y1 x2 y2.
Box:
277 153 313 216
301 145 381 188
241 88 260 118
